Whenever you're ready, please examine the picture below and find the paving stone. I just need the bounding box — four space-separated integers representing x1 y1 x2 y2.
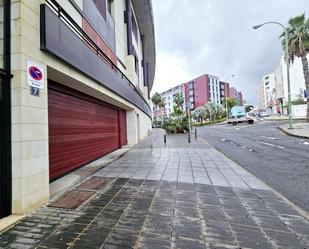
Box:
1 132 308 248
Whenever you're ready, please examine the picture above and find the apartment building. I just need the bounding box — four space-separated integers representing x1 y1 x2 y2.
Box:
0 0 155 218
153 74 244 118
152 84 186 121
219 81 231 105
257 55 308 114
257 73 276 113
153 74 243 119
184 74 223 111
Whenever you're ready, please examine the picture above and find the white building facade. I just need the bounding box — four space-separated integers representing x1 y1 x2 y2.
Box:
257 55 308 116
208 75 221 104
155 84 186 120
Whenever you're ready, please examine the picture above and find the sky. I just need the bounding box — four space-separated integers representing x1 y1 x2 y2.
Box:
151 0 309 105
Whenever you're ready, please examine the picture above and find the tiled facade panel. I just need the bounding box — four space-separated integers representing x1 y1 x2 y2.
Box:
82 18 117 65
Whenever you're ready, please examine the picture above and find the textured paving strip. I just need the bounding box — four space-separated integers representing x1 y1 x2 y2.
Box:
48 190 95 209
0 130 308 249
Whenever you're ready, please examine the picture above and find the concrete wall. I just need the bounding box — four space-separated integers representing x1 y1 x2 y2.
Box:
292 104 307 118
281 55 308 102
10 0 152 214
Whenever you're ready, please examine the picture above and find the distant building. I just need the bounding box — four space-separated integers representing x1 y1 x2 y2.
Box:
219 81 231 105
229 87 243 105
153 73 243 118
184 74 221 110
257 80 266 111
257 55 308 115
237 91 243 105
153 84 186 121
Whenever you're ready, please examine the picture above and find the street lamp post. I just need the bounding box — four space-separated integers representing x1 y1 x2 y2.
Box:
253 22 293 129
225 74 235 119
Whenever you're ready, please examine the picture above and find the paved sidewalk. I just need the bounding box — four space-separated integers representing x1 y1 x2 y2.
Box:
0 130 308 249
279 122 309 139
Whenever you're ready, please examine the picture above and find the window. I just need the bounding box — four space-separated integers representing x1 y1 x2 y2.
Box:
93 0 106 19
107 0 113 15
134 56 139 75
132 13 138 43
265 81 269 86
189 90 193 96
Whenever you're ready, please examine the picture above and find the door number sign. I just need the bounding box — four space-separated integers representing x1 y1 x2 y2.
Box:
30 86 40 97
27 60 44 96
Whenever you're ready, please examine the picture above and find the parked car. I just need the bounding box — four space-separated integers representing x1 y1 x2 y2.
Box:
259 111 269 117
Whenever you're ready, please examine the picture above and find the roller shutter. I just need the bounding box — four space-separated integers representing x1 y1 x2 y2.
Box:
48 81 125 181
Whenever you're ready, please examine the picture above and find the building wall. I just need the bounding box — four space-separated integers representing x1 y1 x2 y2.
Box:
281 55 308 102
257 80 266 111
10 0 153 214
219 81 230 105
156 84 185 119
192 75 209 108
207 75 220 104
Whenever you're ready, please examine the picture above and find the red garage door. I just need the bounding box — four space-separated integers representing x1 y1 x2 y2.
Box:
119 110 127 146
48 81 126 181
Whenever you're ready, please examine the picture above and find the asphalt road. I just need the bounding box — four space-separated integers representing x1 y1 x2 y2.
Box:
197 120 309 213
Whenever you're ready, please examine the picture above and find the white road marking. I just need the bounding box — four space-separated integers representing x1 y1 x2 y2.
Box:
256 141 285 149
303 142 309 145
260 135 280 140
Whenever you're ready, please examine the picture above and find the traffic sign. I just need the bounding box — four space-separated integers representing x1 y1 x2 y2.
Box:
305 89 308 98
29 66 43 81
27 60 44 89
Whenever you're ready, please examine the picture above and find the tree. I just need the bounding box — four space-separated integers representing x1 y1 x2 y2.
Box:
173 92 184 109
226 98 238 109
193 106 207 122
245 105 254 113
280 13 309 120
292 88 306 105
151 92 163 125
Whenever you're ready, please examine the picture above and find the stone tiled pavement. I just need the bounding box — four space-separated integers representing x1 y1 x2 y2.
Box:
0 130 308 249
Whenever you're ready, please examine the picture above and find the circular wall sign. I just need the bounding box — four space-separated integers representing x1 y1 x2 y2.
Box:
28 66 43 81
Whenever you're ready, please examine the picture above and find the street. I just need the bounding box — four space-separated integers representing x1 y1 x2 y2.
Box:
197 120 309 213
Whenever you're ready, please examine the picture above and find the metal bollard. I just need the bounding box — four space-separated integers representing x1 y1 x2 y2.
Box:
195 128 197 139
164 134 167 144
188 133 191 143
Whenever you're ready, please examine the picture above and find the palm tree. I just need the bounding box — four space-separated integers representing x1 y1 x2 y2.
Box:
173 92 184 109
151 92 163 125
280 14 309 120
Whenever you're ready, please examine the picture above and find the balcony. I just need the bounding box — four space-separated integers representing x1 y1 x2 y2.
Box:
40 1 151 117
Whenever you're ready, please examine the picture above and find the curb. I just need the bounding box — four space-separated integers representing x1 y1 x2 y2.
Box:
278 126 309 139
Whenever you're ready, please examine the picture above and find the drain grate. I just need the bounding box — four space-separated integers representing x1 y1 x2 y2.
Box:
48 190 94 209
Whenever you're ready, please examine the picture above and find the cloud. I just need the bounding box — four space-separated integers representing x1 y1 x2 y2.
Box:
152 51 191 93
151 0 309 104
